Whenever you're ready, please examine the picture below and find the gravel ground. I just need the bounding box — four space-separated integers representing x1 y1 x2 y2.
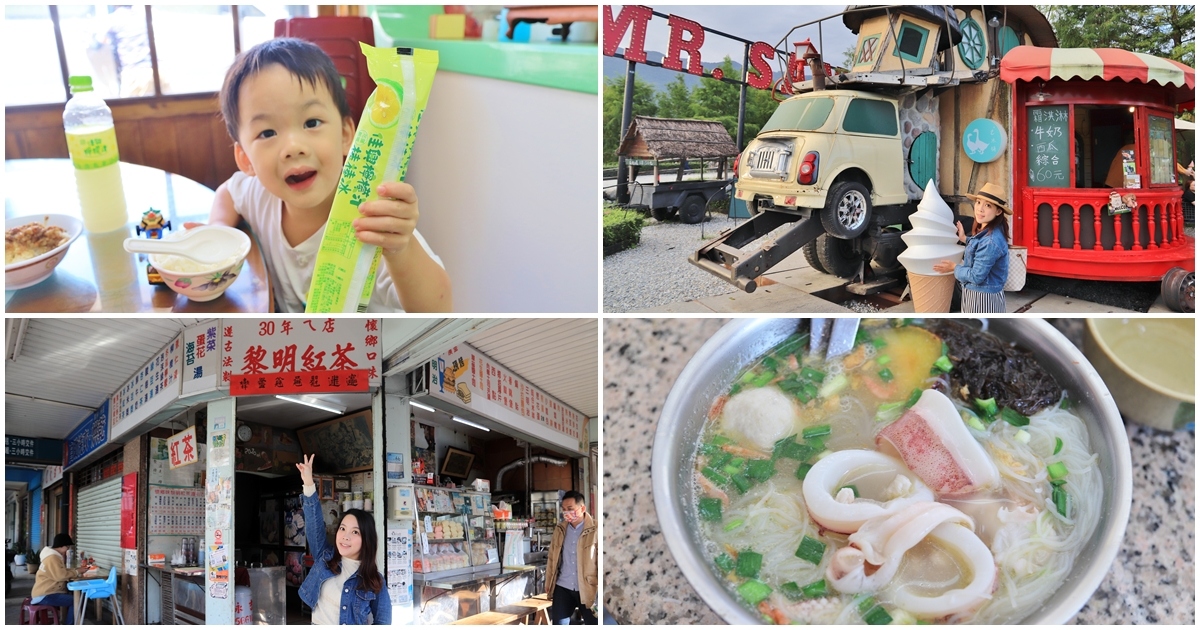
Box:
603 212 743 312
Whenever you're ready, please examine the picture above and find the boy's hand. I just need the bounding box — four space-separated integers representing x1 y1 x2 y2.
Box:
355 182 419 255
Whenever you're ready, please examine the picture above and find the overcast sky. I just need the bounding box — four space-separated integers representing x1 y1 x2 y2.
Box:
613 5 861 67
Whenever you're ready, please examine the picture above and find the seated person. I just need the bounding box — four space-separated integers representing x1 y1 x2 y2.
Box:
1103 144 1135 188
30 534 95 624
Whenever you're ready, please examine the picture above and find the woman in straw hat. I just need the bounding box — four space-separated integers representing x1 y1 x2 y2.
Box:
932 182 1010 313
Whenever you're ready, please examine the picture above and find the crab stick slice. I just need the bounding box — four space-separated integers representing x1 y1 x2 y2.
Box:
876 389 1000 497
801 450 935 534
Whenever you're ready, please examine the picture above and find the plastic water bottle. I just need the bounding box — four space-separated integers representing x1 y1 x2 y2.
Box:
63 75 128 233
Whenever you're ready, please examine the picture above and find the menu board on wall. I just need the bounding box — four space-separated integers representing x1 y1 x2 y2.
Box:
66 401 109 469
222 318 382 395
1148 115 1174 184
110 334 183 441
149 486 204 535
182 320 221 397
1026 105 1069 188
428 344 588 454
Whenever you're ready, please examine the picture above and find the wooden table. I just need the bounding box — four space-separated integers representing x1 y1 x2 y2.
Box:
5 159 271 312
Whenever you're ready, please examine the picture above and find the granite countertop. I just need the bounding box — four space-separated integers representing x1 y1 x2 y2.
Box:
602 318 1195 625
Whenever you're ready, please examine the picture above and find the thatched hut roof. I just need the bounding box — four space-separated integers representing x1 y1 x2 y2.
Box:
617 116 739 160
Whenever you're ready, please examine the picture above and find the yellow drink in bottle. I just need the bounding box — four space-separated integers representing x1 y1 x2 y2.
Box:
63 76 128 233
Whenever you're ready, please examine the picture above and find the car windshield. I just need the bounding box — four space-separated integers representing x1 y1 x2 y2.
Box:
761 96 835 132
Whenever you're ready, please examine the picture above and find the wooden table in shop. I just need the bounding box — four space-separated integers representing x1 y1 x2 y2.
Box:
5 159 271 312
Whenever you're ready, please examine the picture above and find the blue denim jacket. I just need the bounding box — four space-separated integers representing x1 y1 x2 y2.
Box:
298 489 391 624
954 227 1009 294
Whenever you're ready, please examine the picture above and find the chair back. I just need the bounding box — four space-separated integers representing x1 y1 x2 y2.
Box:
274 17 376 122
105 566 117 587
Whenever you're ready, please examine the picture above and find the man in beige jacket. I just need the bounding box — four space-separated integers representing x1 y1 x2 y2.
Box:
31 533 93 624
544 491 597 624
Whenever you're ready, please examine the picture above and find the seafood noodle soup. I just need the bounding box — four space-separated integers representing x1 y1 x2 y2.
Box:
692 319 1102 624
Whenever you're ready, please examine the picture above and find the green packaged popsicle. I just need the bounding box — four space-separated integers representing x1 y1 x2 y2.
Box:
305 44 438 312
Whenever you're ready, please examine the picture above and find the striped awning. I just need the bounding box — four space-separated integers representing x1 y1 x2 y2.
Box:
1001 46 1195 108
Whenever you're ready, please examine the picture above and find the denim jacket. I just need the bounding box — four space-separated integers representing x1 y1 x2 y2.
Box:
954 226 1009 294
298 489 391 624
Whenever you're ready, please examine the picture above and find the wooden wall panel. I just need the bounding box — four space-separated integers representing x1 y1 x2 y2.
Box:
5 94 239 191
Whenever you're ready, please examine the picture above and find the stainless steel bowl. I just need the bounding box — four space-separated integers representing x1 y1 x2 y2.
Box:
652 318 1132 624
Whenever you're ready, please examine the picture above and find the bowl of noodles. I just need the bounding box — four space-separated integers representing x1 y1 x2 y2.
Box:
653 318 1131 625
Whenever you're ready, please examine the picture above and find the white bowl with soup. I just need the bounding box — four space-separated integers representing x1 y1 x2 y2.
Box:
1083 318 1195 431
653 318 1131 625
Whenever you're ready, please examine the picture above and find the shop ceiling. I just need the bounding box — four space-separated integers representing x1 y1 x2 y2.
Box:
4 318 597 442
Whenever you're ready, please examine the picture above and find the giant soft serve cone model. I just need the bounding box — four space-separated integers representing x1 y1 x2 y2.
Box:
897 180 966 275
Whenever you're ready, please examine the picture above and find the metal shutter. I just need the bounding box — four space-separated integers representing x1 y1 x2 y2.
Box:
75 476 123 571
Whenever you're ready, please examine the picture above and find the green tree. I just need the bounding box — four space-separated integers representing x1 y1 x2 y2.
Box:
603 74 658 165
693 57 742 119
656 74 694 119
1039 5 1194 66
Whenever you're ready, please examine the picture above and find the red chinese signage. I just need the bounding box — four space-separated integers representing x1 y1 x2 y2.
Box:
121 473 137 549
224 318 382 396
168 426 198 469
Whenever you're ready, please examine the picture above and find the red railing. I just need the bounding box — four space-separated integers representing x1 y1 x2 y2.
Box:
1016 188 1193 281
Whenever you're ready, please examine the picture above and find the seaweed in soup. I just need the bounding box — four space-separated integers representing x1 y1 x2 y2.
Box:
923 319 1061 416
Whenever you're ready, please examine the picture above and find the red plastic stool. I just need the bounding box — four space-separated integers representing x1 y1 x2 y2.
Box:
20 598 62 625
274 17 376 122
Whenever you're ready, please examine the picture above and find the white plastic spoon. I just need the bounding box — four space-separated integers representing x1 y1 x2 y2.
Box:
123 226 248 265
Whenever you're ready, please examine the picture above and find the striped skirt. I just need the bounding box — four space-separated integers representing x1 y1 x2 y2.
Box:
960 285 1006 313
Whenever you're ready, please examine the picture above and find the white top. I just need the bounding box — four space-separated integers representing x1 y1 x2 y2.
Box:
225 171 444 313
312 555 361 625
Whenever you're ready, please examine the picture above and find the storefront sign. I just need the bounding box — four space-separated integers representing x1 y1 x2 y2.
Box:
5 435 64 465
43 465 63 488
182 320 221 396
110 334 183 441
66 401 109 469
121 473 138 548
168 426 199 469
603 5 818 92
428 344 588 454
963 118 1007 163
223 318 381 395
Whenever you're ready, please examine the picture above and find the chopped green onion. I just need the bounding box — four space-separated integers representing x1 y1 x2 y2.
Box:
1047 461 1069 481
775 332 807 358
796 463 813 480
855 327 870 345
730 473 752 494
800 367 826 383
800 579 828 598
974 397 998 417
1060 397 1071 410
709 451 732 469
1052 486 1070 517
779 441 817 462
1014 429 1031 444
965 415 986 432
738 370 759 385
749 370 776 388
818 373 849 398
795 536 826 565
728 383 743 396
1054 437 1064 455
876 354 892 365
737 579 773 605
1050 478 1067 487
714 553 735 573
864 605 894 625
905 388 923 408
722 464 743 477
724 519 744 532
805 437 826 453
803 424 832 440
998 407 1029 427
877 367 894 382
857 596 877 614
746 459 775 482
701 466 729 486
736 550 762 578
698 498 723 522
761 355 780 371
871 336 888 349
779 582 804 601
933 355 954 373
711 435 733 446
794 383 816 404
875 401 906 423
839 485 859 498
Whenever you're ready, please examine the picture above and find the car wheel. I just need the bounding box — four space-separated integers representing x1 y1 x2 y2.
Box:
815 234 865 279
802 238 826 273
679 195 708 224
650 206 672 222
821 181 872 239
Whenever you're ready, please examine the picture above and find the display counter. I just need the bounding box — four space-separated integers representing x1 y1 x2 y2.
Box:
414 564 544 624
145 564 287 625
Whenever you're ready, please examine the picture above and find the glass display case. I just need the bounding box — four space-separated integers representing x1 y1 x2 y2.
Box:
413 486 497 574
530 491 561 538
